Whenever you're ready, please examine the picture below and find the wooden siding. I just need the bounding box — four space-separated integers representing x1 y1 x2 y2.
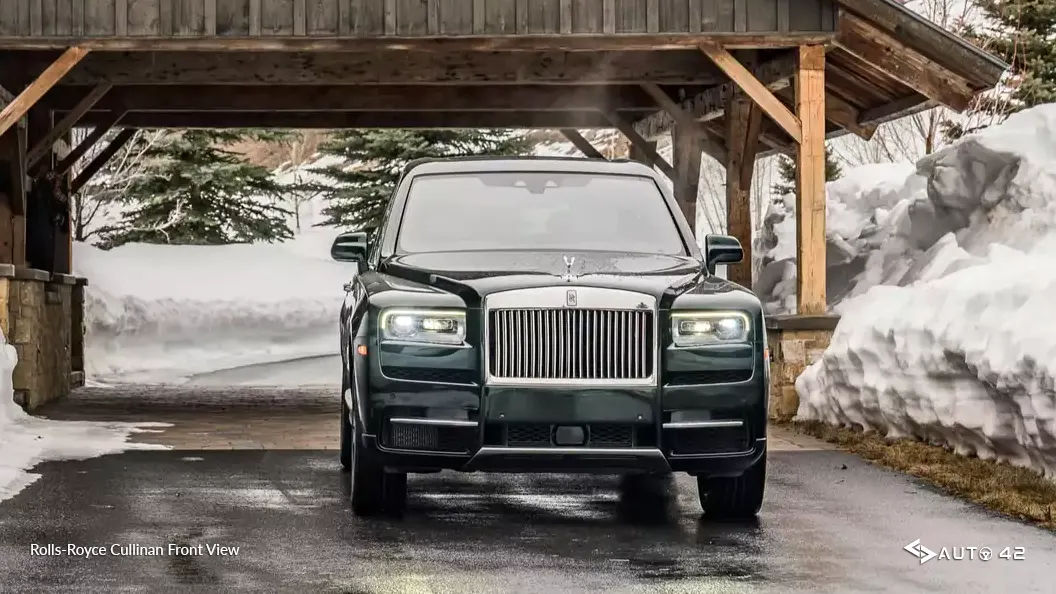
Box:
0 0 835 37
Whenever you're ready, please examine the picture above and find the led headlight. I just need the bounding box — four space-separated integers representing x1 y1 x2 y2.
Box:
671 311 750 347
380 309 466 345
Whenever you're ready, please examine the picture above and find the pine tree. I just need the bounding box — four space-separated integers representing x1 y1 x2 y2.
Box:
99 130 292 248
771 145 843 195
967 0 1056 112
312 129 532 237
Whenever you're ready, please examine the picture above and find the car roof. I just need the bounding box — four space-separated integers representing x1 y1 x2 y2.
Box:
402 156 660 177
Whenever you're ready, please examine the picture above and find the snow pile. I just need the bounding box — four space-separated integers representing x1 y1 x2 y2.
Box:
793 104 1056 477
76 222 355 385
758 106 1056 313
0 331 167 502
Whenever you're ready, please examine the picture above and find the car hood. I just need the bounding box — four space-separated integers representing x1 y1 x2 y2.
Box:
381 250 743 307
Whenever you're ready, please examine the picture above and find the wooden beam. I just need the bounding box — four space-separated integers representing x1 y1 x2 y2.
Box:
27 82 112 169
859 94 936 125
0 47 89 138
23 51 724 87
55 111 127 176
639 82 727 163
672 123 704 236
633 52 796 139
559 129 605 159
795 45 827 315
604 112 676 180
80 110 616 129
773 87 876 140
835 12 975 111
71 129 136 194
836 0 1006 86
725 92 761 288
700 42 802 143
0 33 836 53
54 85 660 113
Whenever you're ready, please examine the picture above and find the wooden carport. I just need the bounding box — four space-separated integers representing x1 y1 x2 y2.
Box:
0 0 1003 320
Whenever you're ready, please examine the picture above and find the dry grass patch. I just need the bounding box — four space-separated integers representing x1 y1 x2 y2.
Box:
789 420 1056 531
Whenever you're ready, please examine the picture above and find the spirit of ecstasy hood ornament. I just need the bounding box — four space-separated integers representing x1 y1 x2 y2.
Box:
562 256 577 282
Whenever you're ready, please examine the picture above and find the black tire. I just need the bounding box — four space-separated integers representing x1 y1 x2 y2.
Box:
339 396 352 470
349 410 385 516
617 474 675 523
697 454 766 519
383 471 408 516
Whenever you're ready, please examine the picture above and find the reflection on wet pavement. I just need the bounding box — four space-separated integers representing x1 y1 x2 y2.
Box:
2 449 1054 593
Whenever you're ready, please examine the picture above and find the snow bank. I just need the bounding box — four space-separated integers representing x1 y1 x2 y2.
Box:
0 330 167 502
76 224 354 385
793 104 1056 477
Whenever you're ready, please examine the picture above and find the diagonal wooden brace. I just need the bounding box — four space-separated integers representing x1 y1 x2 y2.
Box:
0 47 90 138
71 128 136 194
700 43 802 144
27 82 112 170
559 128 605 159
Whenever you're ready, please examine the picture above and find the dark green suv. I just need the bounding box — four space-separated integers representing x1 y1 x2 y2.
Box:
333 157 768 518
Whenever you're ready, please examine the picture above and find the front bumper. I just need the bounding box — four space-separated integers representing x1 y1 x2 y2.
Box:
362 432 766 476
351 316 769 477
356 376 767 477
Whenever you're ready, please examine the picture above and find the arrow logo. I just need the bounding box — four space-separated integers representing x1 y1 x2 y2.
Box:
903 539 938 564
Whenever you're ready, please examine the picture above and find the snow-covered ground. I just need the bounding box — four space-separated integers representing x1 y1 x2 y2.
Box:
76 162 353 387
791 105 1056 478
76 221 352 386
0 330 168 502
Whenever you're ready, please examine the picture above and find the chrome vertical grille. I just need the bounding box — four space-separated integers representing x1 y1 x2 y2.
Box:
488 309 654 382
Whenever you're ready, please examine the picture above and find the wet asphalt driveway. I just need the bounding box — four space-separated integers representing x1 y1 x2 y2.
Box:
1 387 1055 592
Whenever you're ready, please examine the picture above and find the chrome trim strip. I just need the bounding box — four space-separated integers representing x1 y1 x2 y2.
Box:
380 339 473 349
388 417 477 427
474 446 659 456
663 420 744 429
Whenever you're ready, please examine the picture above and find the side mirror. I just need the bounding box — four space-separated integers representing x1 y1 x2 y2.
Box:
704 234 743 274
331 232 368 266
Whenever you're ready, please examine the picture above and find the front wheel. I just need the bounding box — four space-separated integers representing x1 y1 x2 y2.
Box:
697 454 766 519
348 407 408 517
339 396 352 470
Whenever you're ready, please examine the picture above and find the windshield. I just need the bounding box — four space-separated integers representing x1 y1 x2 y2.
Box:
396 172 686 255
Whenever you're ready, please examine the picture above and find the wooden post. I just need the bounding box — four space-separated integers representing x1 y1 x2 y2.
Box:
725 91 762 288
0 125 27 265
627 139 656 165
795 45 827 314
671 123 702 237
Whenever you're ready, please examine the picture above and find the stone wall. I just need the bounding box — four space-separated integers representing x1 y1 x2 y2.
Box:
1 267 84 411
766 315 839 421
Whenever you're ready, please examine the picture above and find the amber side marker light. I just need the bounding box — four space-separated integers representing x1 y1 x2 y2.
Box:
357 345 368 356
763 348 770 361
